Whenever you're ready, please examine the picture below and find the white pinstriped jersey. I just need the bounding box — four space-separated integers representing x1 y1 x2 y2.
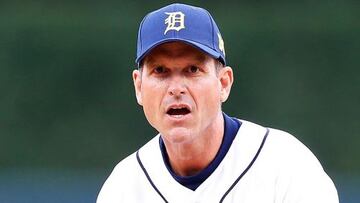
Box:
97 119 338 203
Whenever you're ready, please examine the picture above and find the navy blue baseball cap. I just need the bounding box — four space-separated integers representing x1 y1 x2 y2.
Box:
136 3 226 66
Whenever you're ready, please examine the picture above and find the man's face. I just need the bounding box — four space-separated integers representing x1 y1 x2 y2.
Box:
133 42 233 144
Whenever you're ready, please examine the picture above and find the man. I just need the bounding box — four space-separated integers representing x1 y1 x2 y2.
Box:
97 3 338 203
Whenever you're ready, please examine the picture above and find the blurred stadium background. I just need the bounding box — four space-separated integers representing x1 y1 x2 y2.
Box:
0 0 359 202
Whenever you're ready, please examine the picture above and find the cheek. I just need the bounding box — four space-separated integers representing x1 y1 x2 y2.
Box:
140 81 165 124
192 78 222 111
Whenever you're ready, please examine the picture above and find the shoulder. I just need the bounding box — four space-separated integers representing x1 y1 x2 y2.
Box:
96 152 138 203
264 127 324 170
269 128 338 202
238 119 322 167
96 135 161 203
241 120 339 202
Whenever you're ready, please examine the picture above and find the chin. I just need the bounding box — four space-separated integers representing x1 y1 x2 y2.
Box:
163 127 193 144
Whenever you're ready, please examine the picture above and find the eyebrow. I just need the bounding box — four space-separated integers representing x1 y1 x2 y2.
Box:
144 50 208 66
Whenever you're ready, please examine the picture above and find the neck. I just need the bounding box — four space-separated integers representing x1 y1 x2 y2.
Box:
163 112 224 176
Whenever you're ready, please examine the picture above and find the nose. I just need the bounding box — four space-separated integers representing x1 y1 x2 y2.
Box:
168 75 186 97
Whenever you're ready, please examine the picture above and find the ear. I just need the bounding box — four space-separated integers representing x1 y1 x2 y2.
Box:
132 69 143 105
218 66 234 102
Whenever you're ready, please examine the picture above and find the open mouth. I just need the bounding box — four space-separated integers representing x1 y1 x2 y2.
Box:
167 107 191 116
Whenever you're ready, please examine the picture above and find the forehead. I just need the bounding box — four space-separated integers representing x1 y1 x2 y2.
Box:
143 42 212 66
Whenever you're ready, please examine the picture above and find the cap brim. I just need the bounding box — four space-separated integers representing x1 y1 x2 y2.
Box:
136 38 223 65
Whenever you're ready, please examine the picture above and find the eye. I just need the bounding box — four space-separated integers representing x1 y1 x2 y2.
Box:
188 65 200 73
154 66 166 74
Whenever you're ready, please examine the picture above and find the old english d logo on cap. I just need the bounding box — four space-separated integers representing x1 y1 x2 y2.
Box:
164 12 185 35
136 3 226 65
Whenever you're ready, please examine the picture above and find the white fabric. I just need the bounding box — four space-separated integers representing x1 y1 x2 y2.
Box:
97 120 338 203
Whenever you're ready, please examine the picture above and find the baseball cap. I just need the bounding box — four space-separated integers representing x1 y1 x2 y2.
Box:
136 3 226 66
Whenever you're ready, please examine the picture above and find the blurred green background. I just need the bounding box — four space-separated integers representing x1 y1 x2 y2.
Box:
1 0 359 202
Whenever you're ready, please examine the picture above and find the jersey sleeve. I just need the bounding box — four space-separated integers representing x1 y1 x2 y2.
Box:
96 154 138 203
281 168 338 203
270 129 339 203
96 162 125 203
